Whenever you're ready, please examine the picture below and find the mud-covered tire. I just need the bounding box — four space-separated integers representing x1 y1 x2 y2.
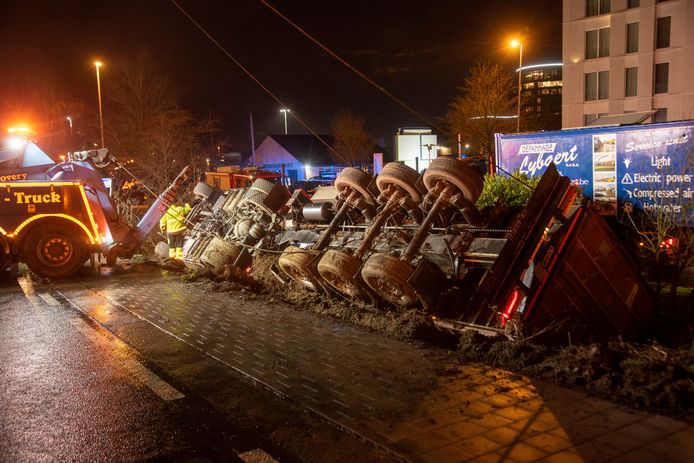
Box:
334 167 375 205
376 162 422 203
154 241 170 259
277 245 317 291
317 250 364 298
200 237 243 268
423 157 484 203
361 253 418 308
21 221 88 279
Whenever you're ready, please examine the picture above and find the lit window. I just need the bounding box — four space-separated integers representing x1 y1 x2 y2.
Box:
537 80 563 88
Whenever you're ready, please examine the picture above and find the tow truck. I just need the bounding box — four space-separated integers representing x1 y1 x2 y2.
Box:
0 136 190 279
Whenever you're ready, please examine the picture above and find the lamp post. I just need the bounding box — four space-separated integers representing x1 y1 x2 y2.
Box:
510 40 523 133
280 108 290 135
94 60 105 148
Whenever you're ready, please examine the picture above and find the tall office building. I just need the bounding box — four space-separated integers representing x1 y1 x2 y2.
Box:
562 0 694 128
519 63 563 130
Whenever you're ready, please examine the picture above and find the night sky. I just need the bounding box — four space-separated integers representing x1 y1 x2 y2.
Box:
0 0 562 150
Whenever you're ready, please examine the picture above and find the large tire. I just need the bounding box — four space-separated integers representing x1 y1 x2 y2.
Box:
376 162 422 203
21 221 88 279
277 245 317 291
334 167 375 205
246 178 275 196
423 157 484 203
317 250 363 298
200 237 242 268
361 253 418 308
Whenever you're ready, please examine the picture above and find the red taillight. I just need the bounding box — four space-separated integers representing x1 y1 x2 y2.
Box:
245 266 252 274
501 289 520 327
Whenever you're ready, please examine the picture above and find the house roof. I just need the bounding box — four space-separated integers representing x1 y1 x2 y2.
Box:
270 134 341 166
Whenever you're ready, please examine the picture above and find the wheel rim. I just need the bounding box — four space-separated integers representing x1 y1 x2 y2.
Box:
38 234 73 267
317 250 362 297
361 253 418 308
278 247 317 290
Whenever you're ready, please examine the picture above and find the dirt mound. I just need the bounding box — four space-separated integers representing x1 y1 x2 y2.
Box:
182 264 264 294
526 341 694 418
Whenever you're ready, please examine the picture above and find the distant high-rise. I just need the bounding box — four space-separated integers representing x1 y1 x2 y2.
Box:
519 63 563 130
562 0 694 128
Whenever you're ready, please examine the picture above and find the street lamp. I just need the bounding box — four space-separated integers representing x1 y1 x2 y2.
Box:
280 108 290 135
94 60 105 148
510 39 523 133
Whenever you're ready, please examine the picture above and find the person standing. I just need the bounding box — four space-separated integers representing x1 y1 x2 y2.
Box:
160 198 191 260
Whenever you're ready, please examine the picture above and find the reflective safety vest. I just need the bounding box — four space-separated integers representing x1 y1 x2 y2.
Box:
160 203 191 234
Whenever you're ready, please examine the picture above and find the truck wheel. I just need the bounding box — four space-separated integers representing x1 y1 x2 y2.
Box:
21 222 87 279
376 162 422 203
200 237 242 268
423 157 484 203
317 250 363 298
278 245 317 291
335 167 375 205
361 253 418 308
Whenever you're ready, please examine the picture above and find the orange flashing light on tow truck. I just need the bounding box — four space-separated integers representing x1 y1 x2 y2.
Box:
0 138 190 279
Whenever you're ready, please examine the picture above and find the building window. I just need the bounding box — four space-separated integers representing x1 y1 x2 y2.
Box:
584 113 609 125
586 0 610 17
625 67 638 97
585 70 609 101
656 17 671 49
628 0 639 7
626 23 639 53
653 108 668 123
654 63 669 93
586 28 610 59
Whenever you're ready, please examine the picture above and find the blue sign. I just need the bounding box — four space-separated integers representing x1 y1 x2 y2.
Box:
495 121 694 224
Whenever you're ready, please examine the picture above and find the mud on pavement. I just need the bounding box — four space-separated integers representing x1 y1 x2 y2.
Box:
134 255 694 422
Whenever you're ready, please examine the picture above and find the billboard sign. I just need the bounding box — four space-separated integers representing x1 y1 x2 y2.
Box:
495 121 693 223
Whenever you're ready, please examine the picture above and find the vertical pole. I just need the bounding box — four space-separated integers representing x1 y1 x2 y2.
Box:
516 43 523 133
95 63 105 148
249 111 256 166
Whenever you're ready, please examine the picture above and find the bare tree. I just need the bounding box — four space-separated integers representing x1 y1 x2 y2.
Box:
105 52 204 193
330 110 376 167
443 61 516 160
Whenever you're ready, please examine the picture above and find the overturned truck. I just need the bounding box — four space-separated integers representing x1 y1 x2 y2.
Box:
182 159 653 343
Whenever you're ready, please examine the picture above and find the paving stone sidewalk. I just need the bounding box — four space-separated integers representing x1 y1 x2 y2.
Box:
57 271 694 463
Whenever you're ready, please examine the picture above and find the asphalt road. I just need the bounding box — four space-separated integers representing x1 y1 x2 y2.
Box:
0 271 396 463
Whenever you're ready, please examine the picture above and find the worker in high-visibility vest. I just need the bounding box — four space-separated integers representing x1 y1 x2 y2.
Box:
160 199 191 260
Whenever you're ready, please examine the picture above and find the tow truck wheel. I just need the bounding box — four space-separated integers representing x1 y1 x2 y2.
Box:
278 245 317 291
423 157 484 203
334 167 375 205
361 253 418 308
21 222 88 279
376 162 422 203
317 250 364 299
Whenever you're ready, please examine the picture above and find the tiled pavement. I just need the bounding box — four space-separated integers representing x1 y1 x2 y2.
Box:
55 270 694 463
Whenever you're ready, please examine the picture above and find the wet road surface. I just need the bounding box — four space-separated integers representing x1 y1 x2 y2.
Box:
0 271 395 462
3 266 694 462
